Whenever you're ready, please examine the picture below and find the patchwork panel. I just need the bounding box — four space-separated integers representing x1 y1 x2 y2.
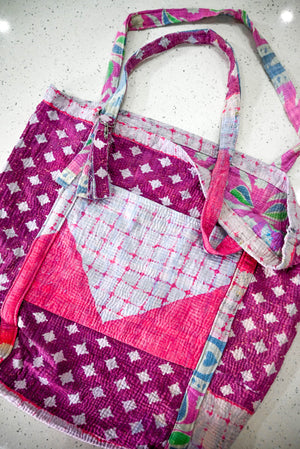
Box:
189 390 252 449
22 184 240 367
0 102 92 308
0 302 191 448
67 186 239 323
209 262 300 413
109 134 205 219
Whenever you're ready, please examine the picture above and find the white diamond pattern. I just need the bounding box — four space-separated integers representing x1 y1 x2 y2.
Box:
33 312 48 323
130 420 144 435
263 312 278 324
189 207 200 218
264 362 277 376
121 168 132 179
52 350 66 364
94 138 106 149
140 163 152 173
104 428 118 440
43 330 56 342
112 151 123 160
272 285 285 297
99 407 113 419
0 273 9 291
68 393 81 405
115 377 130 392
241 317 256 332
241 369 254 382
97 336 111 349
168 382 182 397
44 395 56 408
83 363 96 377
12 247 25 258
56 129 68 139
59 370 74 385
74 342 89 356
231 347 246 361
26 220 38 232
0 208 8 219
275 332 288 346
13 358 23 370
180 190 191 200
220 384 234 396
96 167 108 179
22 157 35 169
137 370 152 384
3 228 17 239
128 350 141 362
131 146 142 156
47 110 59 121
39 377 49 385
14 380 27 390
153 413 167 429
105 357 119 371
37 193 50 206
7 182 21 194
253 339 267 354
170 174 182 184
35 133 47 144
66 323 79 335
145 391 161 404
17 201 30 212
28 175 41 185
160 196 172 206
149 179 162 190
75 123 86 131
291 274 300 286
252 292 266 304
33 356 44 368
44 152 55 163
63 145 74 155
285 303 297 317
159 363 174 375
159 157 171 167
122 399 137 412
91 386 105 399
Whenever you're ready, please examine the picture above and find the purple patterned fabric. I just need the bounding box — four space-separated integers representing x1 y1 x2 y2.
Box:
0 102 92 308
0 74 299 448
209 262 300 412
0 301 191 447
0 7 299 448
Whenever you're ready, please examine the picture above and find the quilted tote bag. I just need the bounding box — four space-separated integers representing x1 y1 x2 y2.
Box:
0 8 299 449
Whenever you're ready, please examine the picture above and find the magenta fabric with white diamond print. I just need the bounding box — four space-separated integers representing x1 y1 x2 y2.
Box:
109 135 205 217
0 301 191 447
209 263 300 412
0 102 207 309
0 102 92 307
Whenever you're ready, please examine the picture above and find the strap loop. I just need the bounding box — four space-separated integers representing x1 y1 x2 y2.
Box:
101 8 300 138
58 28 242 254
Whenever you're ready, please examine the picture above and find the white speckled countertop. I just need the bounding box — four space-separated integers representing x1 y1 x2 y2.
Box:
0 0 299 448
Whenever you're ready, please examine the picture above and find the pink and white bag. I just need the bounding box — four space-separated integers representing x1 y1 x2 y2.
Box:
0 8 299 449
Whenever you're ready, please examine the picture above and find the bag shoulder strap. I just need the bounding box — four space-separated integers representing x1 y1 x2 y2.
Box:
101 8 300 140
57 28 242 256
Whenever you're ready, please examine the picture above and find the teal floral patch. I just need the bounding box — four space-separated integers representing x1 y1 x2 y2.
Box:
264 203 288 221
230 185 253 207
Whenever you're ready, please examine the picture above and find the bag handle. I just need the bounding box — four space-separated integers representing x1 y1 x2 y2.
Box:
58 28 242 254
58 28 241 195
101 8 300 138
73 28 241 255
